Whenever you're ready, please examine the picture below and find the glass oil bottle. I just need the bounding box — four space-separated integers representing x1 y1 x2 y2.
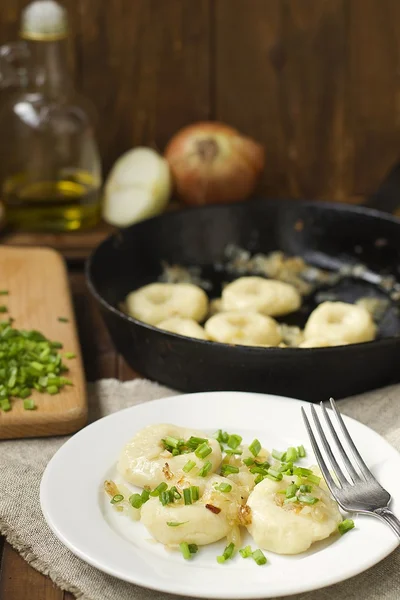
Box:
0 0 102 231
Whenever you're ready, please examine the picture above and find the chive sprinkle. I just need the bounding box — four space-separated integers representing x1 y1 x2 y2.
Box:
110 494 124 504
227 434 242 449
57 317 69 323
252 549 267 565
298 494 319 505
64 352 76 359
214 482 232 493
220 464 239 476
129 493 143 509
23 398 36 410
198 460 212 477
0 290 9 295
225 448 243 456
188 543 198 554
272 449 287 461
239 545 253 558
215 429 229 444
338 519 355 535
299 484 312 493
217 542 235 564
285 483 299 498
248 439 262 456
183 488 192 505
191 486 200 502
243 457 255 466
195 442 212 459
1 399 11 411
141 489 150 504
293 466 321 484
179 542 192 560
183 460 196 473
150 482 168 497
285 446 298 463
0 306 8 313
297 444 306 458
167 521 188 527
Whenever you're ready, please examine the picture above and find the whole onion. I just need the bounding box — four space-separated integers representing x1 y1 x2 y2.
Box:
164 122 265 206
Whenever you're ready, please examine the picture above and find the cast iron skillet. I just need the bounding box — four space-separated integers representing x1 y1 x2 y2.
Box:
86 198 400 402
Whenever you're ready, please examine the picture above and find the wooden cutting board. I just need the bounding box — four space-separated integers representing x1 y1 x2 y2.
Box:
0 245 87 439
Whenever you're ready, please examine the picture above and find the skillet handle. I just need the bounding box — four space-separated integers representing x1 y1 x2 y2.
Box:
366 162 400 214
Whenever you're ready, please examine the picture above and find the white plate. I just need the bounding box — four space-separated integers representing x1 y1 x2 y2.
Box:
40 391 400 598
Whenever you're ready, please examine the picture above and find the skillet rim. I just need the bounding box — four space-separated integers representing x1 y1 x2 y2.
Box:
86 198 400 354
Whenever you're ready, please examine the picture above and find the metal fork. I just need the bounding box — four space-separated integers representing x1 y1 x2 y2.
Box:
301 398 400 539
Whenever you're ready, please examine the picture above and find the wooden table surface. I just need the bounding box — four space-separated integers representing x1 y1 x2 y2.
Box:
0 268 136 600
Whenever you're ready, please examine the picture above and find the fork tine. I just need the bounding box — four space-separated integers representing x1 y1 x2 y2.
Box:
301 407 338 495
310 405 350 487
330 398 374 481
320 402 363 483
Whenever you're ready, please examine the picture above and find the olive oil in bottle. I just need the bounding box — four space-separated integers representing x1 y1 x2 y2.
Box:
0 0 102 231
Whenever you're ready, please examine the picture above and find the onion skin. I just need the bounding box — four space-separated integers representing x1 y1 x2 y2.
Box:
164 122 265 206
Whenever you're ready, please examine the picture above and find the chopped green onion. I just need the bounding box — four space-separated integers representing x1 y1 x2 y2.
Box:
198 460 212 477
214 482 232 493
164 436 181 449
188 543 198 554
225 448 243 456
183 460 196 473
248 438 262 456
150 482 168 497
285 483 299 498
272 449 286 461
338 519 355 535
252 549 267 565
284 496 299 504
179 542 192 560
243 457 255 466
285 447 298 463
195 442 212 459
265 470 283 482
23 398 36 410
0 306 8 313
191 486 200 502
217 542 235 564
57 317 69 323
183 488 192 505
239 545 253 558
250 465 269 475
170 486 182 500
160 490 171 506
298 494 319 505
215 429 229 444
64 352 76 359
110 494 124 504
188 436 207 447
297 444 306 458
293 467 321 484
0 290 9 295
299 484 312 493
129 493 143 509
227 434 242 449
141 489 150 503
278 462 294 473
255 460 270 470
167 521 188 527
1 399 11 411
220 464 239 476
254 474 265 485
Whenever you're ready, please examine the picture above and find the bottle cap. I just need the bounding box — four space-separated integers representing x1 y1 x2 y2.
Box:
20 1 68 41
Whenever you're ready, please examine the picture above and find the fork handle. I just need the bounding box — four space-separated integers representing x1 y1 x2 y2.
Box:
374 507 400 540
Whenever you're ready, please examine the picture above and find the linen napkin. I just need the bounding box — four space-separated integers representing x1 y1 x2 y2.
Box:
0 378 399 600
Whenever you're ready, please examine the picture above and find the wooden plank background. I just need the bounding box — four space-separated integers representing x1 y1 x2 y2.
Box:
1 0 400 204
